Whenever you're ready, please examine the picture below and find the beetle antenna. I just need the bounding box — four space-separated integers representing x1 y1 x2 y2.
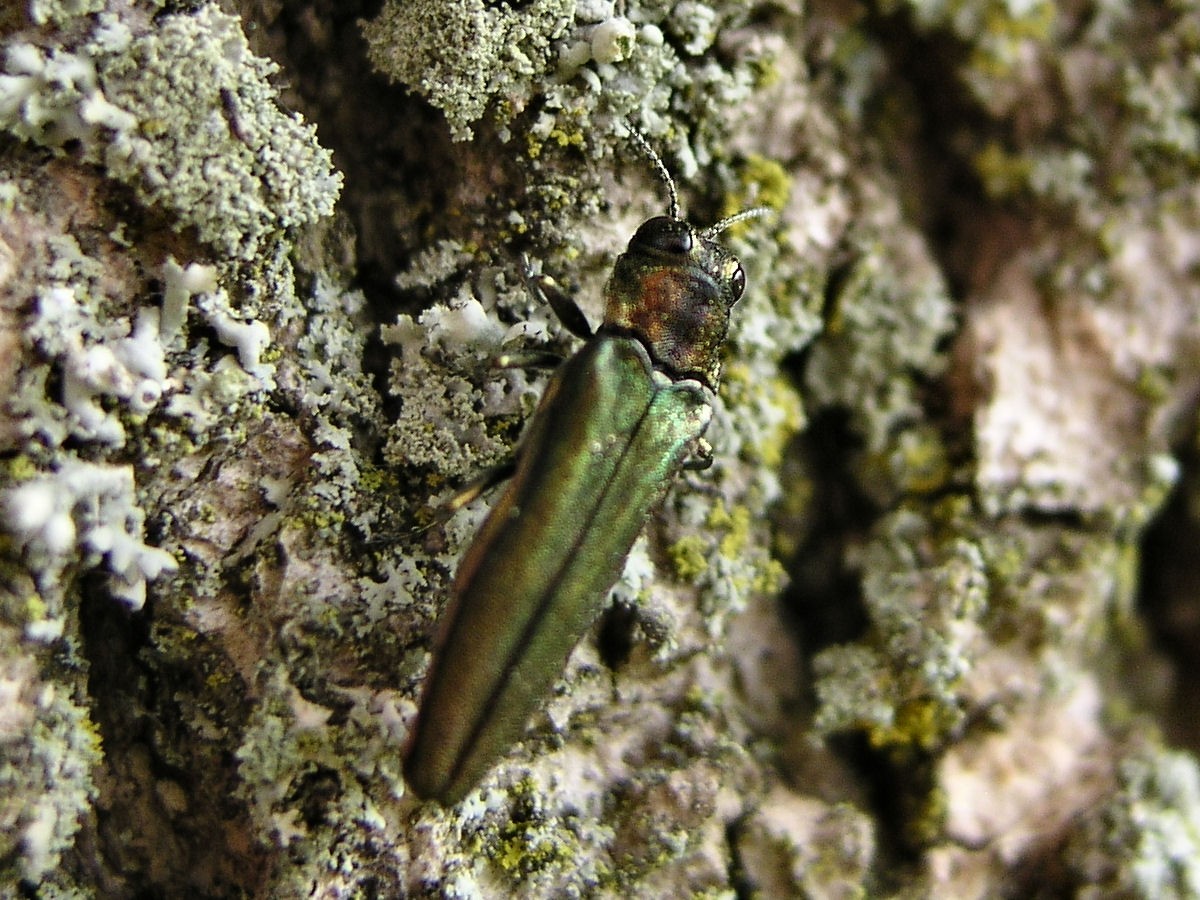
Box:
702 206 773 238
624 122 680 220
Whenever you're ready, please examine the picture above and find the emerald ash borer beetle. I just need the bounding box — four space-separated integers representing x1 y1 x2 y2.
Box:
404 133 769 804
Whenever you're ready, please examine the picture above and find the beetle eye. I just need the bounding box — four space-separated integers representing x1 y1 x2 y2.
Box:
730 265 746 300
634 217 693 255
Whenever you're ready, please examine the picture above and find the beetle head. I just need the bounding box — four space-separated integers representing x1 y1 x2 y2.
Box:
602 215 753 390
602 127 770 389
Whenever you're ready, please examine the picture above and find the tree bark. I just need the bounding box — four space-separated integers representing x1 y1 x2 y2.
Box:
3 0 1199 896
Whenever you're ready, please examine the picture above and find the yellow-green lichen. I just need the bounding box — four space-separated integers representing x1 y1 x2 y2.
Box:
973 140 1034 199
722 154 792 220
6 454 37 481
669 534 709 581
720 363 806 468
888 425 952 496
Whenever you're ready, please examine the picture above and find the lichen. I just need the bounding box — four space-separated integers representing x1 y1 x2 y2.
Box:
804 243 955 459
813 503 987 750
362 0 776 169
887 0 1057 115
0 6 341 260
9 242 170 448
7 0 1195 894
0 3 350 893
5 460 178 614
363 0 576 141
0 662 102 882
28 0 107 27
1069 744 1200 899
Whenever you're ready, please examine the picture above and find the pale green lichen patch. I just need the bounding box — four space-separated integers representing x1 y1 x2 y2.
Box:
0 5 354 892
0 663 103 882
813 504 987 750
97 8 341 259
1068 744 1200 898
363 0 776 172
363 0 576 140
805 243 955 458
0 6 341 260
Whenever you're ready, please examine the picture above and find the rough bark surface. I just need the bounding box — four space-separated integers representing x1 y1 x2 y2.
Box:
3 0 1200 897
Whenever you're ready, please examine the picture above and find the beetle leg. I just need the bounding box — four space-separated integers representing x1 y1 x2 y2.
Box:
402 458 521 539
441 458 519 517
520 253 595 340
492 349 564 370
681 436 714 472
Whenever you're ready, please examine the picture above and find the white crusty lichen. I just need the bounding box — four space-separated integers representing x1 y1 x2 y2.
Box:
28 0 107 27
160 257 219 341
0 6 341 260
233 666 408 864
5 229 273 452
13 267 168 448
5 460 178 616
380 265 549 481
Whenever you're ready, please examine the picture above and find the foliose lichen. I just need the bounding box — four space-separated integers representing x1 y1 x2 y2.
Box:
5 460 178 615
362 0 577 140
0 663 102 882
28 0 107 27
0 6 341 260
362 0 776 166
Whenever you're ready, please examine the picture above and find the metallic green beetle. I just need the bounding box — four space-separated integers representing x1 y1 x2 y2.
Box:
403 149 766 804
